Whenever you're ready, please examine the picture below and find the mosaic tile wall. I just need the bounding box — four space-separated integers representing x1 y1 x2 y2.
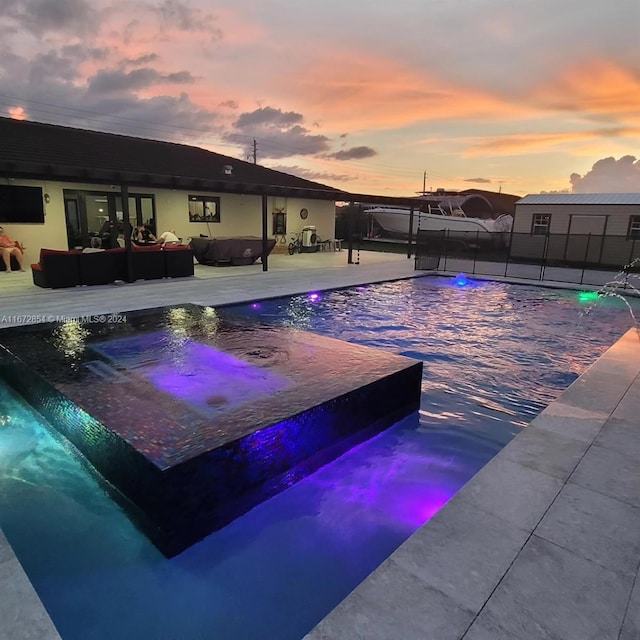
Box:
0 306 422 556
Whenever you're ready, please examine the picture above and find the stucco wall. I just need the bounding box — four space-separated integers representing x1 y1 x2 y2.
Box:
2 179 337 261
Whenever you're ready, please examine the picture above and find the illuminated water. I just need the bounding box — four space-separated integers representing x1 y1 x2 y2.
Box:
0 277 637 640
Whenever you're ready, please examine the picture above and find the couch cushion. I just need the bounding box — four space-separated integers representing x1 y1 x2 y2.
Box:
39 248 81 260
132 244 162 252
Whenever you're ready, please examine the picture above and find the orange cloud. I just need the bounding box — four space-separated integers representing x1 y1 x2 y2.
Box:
462 127 640 158
8 106 27 120
533 60 640 124
274 47 531 130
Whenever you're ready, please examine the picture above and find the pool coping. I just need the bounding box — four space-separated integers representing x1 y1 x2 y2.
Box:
1 262 639 639
304 327 640 640
0 529 62 639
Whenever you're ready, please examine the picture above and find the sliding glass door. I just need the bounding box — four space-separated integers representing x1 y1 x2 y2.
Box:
63 189 156 249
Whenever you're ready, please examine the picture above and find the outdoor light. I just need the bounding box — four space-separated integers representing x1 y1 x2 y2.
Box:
578 291 600 303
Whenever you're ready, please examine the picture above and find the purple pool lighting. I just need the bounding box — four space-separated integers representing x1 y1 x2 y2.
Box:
145 340 292 416
308 292 320 302
251 303 260 309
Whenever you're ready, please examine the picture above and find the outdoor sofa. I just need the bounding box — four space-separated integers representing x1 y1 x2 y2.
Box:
31 244 194 289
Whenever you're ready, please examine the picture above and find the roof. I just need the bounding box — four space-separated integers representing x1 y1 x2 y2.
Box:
0 117 493 209
517 193 640 206
0 117 347 200
459 188 521 213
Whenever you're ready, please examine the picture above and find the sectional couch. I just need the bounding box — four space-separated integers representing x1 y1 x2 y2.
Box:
31 244 194 289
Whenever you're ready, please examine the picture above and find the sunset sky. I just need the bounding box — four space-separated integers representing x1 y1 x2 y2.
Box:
1 0 639 197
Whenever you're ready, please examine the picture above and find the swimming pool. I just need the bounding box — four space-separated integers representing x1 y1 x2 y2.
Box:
0 276 637 640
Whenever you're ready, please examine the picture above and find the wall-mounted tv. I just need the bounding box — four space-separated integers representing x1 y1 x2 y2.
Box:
0 185 45 223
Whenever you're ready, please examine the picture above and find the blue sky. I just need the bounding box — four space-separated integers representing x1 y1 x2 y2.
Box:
1 0 639 196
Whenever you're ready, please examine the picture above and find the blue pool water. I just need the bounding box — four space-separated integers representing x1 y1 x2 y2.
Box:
0 277 637 640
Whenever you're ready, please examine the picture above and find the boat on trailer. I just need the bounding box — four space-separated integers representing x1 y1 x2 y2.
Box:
364 204 513 243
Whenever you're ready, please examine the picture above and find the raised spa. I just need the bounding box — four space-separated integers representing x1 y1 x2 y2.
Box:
0 304 422 555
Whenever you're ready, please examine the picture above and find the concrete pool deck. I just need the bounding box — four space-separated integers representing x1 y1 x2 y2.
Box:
1 252 639 639
305 327 640 640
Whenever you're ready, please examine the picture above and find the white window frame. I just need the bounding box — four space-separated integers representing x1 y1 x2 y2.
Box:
628 216 640 239
531 214 551 236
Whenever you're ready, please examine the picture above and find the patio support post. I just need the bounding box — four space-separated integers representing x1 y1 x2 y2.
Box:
121 183 134 283
347 203 355 264
261 193 268 272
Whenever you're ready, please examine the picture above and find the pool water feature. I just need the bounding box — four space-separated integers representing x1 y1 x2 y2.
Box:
0 277 638 640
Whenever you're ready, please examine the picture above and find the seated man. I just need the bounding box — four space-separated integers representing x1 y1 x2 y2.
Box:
158 230 181 246
132 224 157 246
0 225 26 272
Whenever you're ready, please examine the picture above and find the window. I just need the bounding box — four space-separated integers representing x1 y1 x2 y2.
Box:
531 214 551 235
628 216 640 239
188 195 220 223
272 211 287 235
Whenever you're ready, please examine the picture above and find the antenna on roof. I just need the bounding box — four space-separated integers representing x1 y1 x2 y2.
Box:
416 170 428 196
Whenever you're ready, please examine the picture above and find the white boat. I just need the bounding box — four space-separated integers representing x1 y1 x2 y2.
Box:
365 204 513 241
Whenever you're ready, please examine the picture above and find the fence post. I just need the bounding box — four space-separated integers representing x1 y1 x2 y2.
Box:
503 231 512 277
541 233 550 282
407 207 415 259
580 233 591 285
443 229 449 271
473 231 479 275
562 228 570 263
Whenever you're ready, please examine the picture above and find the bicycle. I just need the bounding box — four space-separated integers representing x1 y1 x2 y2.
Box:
288 233 302 255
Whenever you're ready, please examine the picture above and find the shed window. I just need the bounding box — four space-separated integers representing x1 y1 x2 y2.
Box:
531 214 551 235
628 216 640 239
188 195 220 223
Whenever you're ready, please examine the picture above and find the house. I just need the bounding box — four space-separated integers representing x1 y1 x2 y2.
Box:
0 117 347 260
511 193 640 267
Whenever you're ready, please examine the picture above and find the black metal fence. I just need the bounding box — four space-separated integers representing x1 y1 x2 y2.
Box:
414 229 640 287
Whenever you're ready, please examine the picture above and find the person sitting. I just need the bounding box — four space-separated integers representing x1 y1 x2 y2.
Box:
158 230 181 246
82 237 105 253
132 224 157 245
0 226 26 272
